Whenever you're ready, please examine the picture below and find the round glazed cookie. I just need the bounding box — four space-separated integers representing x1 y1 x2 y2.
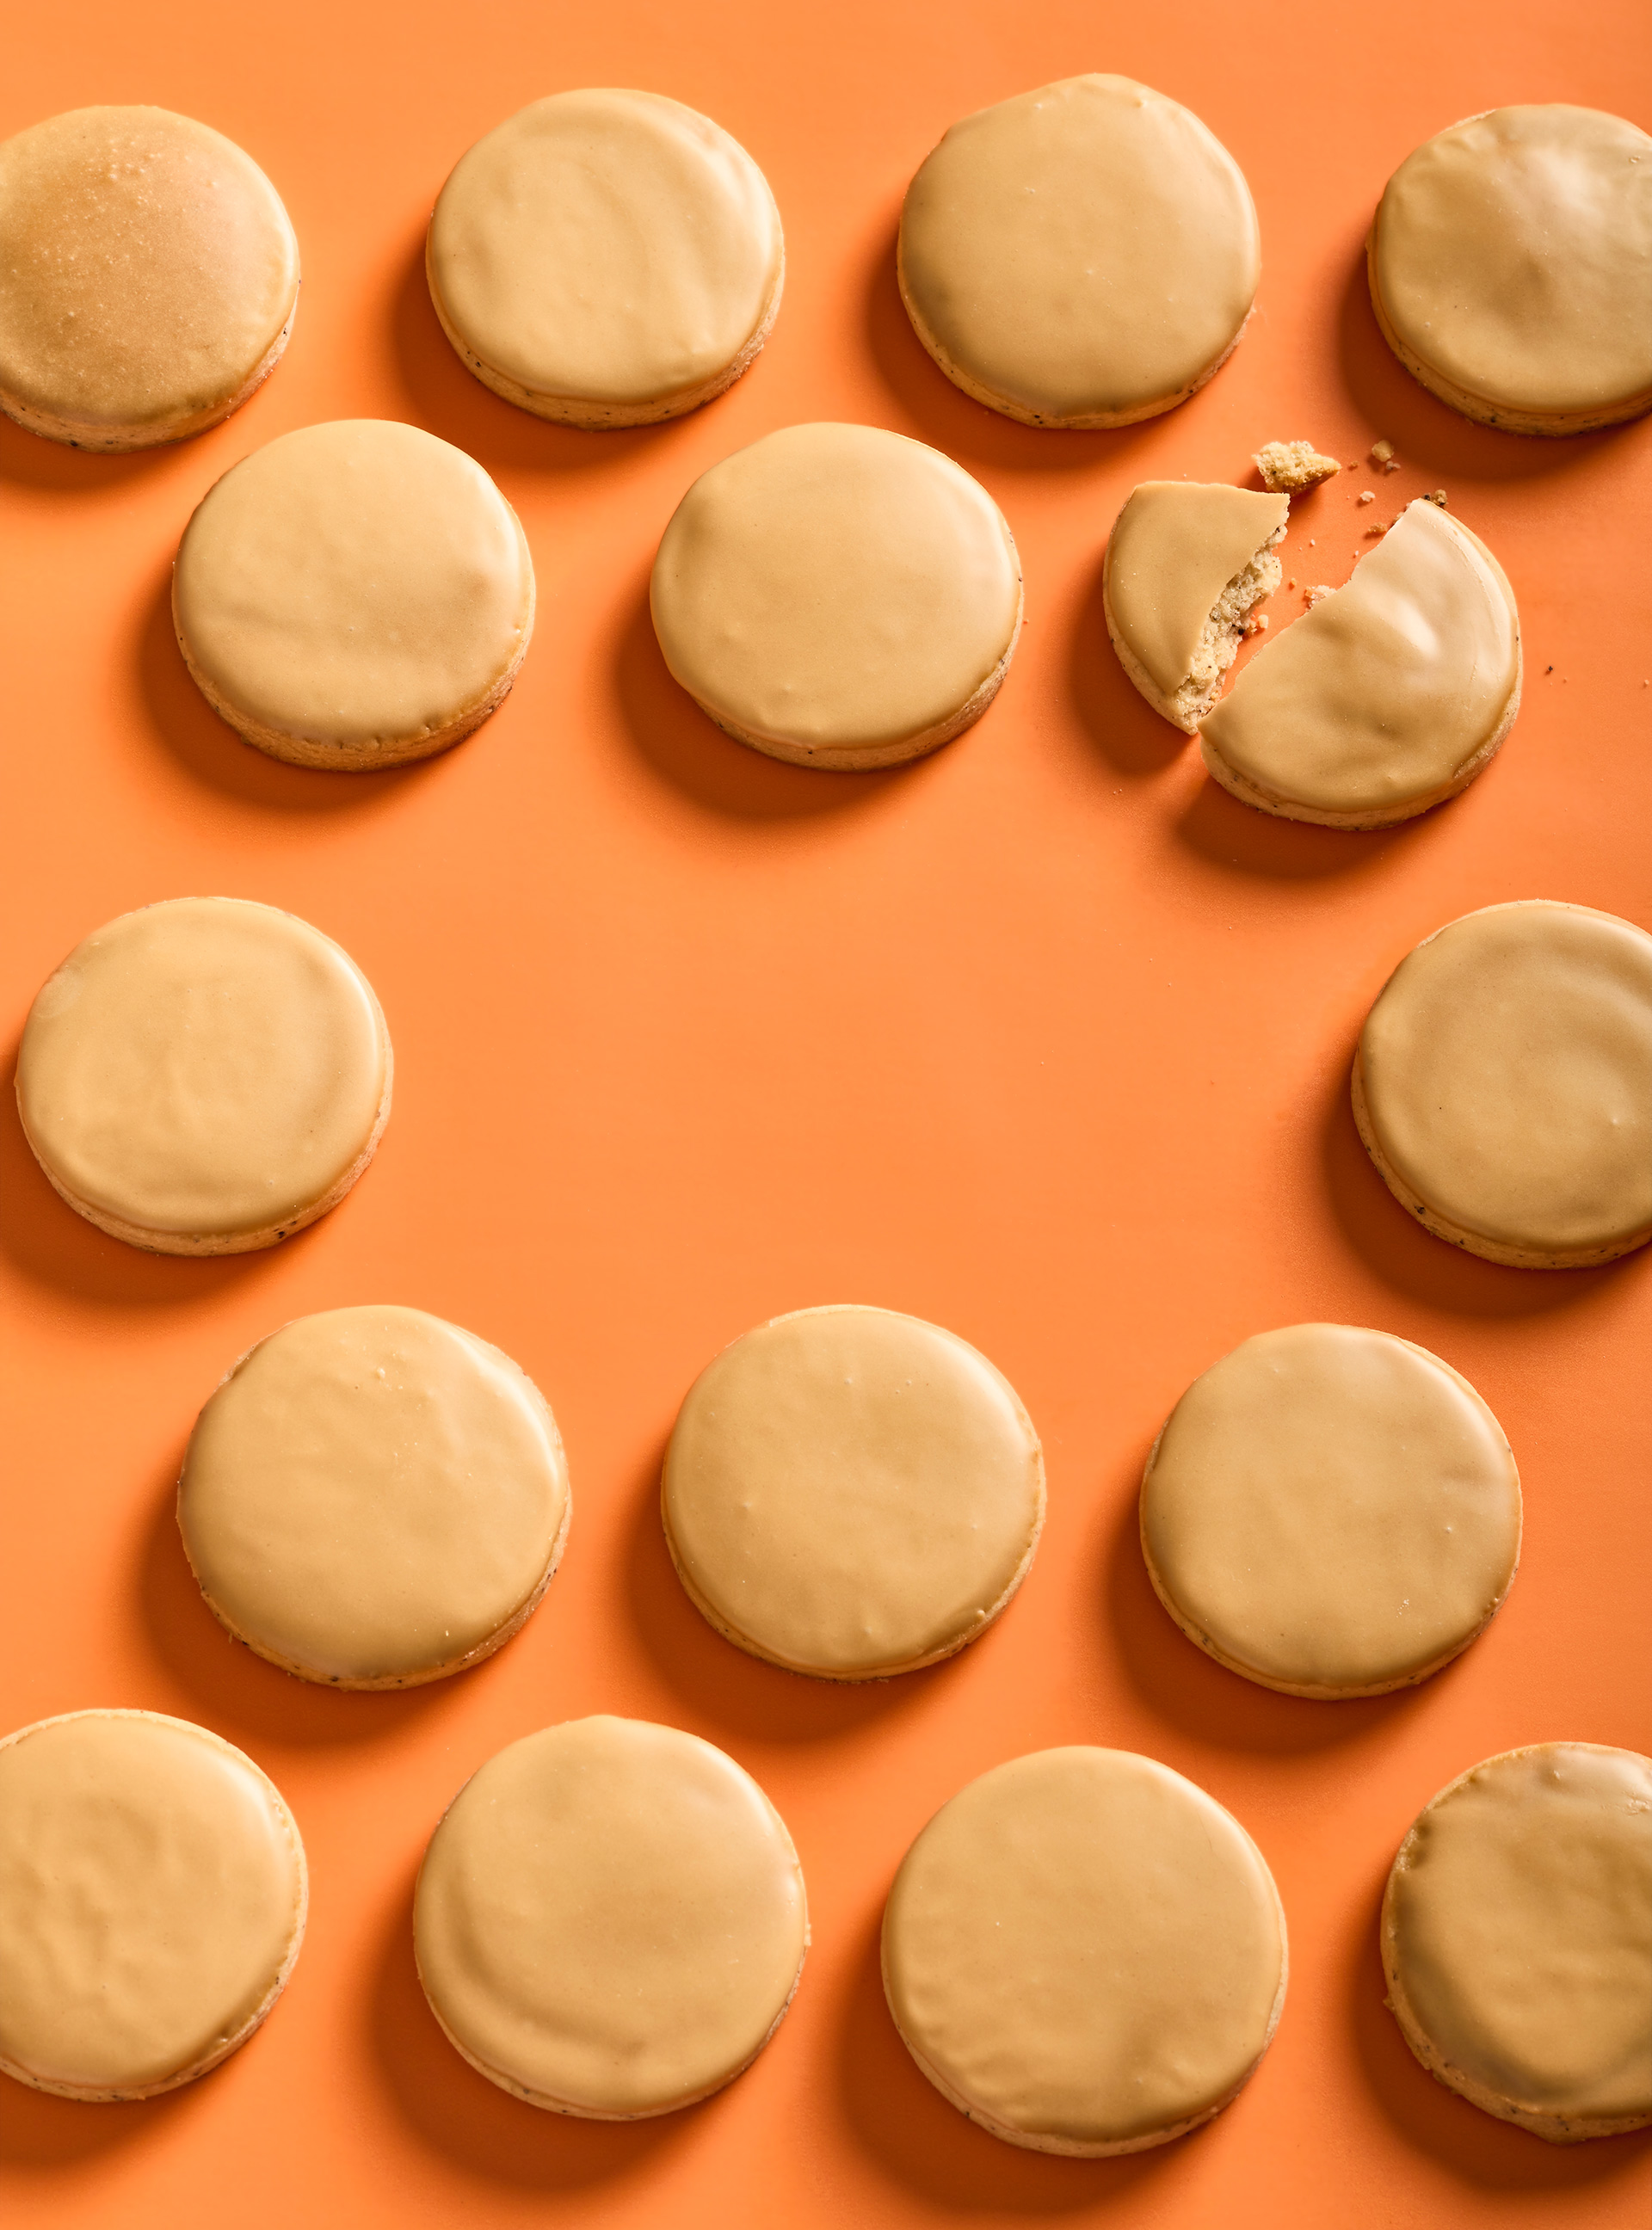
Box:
174 420 534 770
1369 108 1652 435
415 1716 808 2117
898 76 1260 429
1199 500 1521 828
0 107 299 451
1354 902 1652 1268
428 89 783 428
1140 1325 1521 1698
15 896 391 1256
883 1747 1287 2154
0 1710 306 2100
1103 482 1288 732
1383 1745 1652 2141
179 1307 570 1688
662 1305 1045 1680
650 423 1022 769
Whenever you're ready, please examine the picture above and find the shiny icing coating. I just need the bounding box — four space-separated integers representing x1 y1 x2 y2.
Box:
179 1307 570 1687
884 1747 1286 2154
1370 107 1652 432
0 1711 305 2099
0 106 298 448
1384 1746 1652 2138
428 89 783 422
650 423 1022 767
415 1716 808 2117
1141 1325 1520 1697
898 75 1260 428
1356 902 1652 1266
1104 480 1287 713
1199 500 1520 824
15 896 390 1253
662 1305 1045 1679
174 420 534 766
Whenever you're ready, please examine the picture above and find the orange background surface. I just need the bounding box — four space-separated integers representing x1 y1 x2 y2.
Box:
2 2 1650 2222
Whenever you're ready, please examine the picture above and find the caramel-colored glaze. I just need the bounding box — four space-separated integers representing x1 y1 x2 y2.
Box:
428 89 782 412
898 76 1260 428
1359 902 1652 1262
0 1711 305 2099
0 107 298 444
1371 108 1652 428
1200 501 1519 819
1384 1746 1652 2131
415 1717 808 2117
15 896 389 1247
650 424 1021 761
884 1748 1286 2153
174 420 533 755
663 1305 1045 1679
1142 1325 1520 1697
1105 482 1288 699
179 1307 570 1687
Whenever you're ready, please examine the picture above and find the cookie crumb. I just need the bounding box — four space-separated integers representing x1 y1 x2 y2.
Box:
1358 490 1375 503
1242 613 1270 636
1286 577 1297 589
1427 489 1449 508
1305 584 1334 605
1371 439 1401 471
1254 440 1341 492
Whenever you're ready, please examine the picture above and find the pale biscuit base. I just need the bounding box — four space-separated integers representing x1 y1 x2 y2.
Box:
18 1022 392 1258
659 1442 1045 1683
1352 1048 1652 1269
1380 1751 1652 2143
1103 533 1284 736
1136 1369 1520 1701
1365 230 1652 437
425 228 785 430
412 1812 808 2120
881 1863 1288 2154
179 1469 570 1691
690 588 1022 773
897 237 1250 429
0 308 296 453
0 1712 308 2103
171 517 535 772
1200 632 1521 831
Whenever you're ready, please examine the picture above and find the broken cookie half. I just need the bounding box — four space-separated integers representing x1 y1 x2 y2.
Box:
1199 498 1521 829
1104 482 1288 733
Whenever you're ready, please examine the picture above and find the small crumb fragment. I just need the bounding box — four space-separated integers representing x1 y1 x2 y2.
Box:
1427 489 1449 508
1254 440 1341 492
1371 439 1400 471
1286 577 1297 589
1305 584 1334 605
1358 490 1375 504
1242 613 1270 636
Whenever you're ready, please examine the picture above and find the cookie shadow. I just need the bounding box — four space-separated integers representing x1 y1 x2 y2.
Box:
860 219 1168 475
135 566 436 815
625 1448 945 1746
1345 1870 1652 2188
1171 777 1436 884
837 1902 1176 2211
1102 1465 1427 1756
0 1050 283 1311
1333 245 1636 484
1067 546 1190 779
0 409 179 494
1317 1049 1639 1320
385 233 697 482
136 1463 459 1751
609 576 911 824
0 2070 203 2165
367 1859 694 2190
